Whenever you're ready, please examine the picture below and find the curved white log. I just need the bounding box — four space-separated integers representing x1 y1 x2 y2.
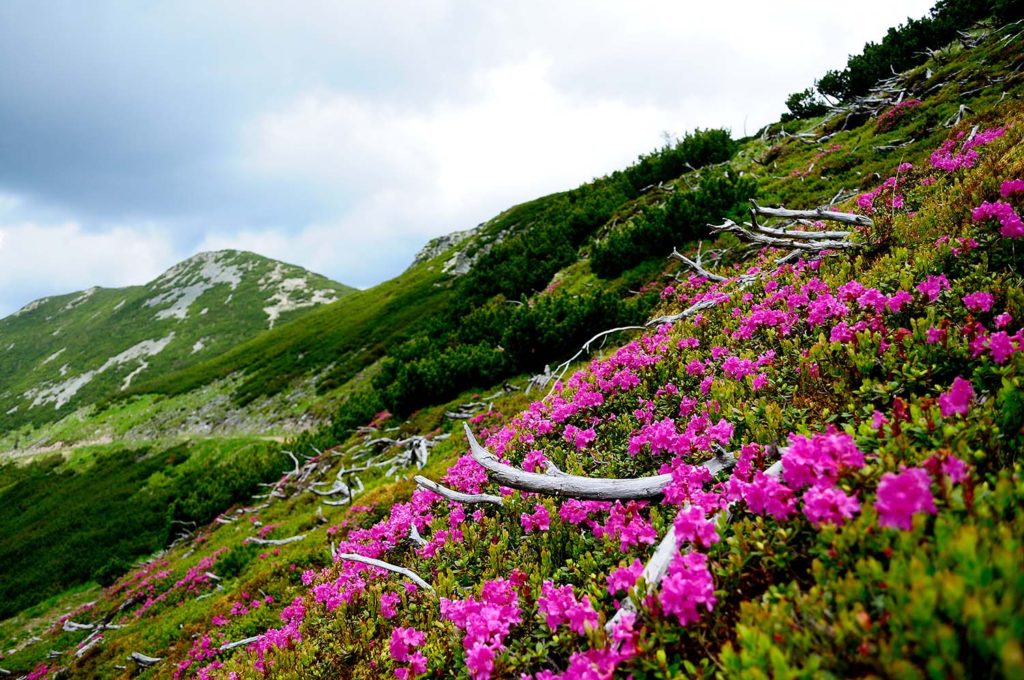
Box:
414 475 504 506
335 553 435 593
464 424 734 501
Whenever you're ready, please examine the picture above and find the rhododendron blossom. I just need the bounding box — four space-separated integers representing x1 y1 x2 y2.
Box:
658 551 716 626
537 581 598 634
962 291 995 312
938 376 974 417
607 559 644 595
972 199 1024 238
875 468 937 530
801 485 861 527
521 504 551 533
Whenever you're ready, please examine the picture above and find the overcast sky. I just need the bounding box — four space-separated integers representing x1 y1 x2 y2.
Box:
0 0 936 317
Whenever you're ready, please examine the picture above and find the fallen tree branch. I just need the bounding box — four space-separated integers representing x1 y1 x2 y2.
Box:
464 424 734 501
247 534 306 546
220 635 262 652
605 459 784 631
128 652 162 667
414 475 505 506
749 200 872 227
711 219 855 253
334 553 435 593
646 297 719 327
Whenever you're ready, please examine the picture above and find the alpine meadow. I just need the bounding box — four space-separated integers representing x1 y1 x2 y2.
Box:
2 1 1024 679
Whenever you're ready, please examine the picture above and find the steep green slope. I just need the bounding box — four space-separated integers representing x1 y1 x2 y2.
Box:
0 250 352 432
2 13 1023 680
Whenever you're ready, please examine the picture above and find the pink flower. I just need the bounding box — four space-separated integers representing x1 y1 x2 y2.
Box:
380 592 400 619
962 291 994 313
972 200 1024 239
672 505 719 547
941 456 970 484
915 274 949 302
1001 179 1024 198
537 582 598 634
938 376 974 417
876 468 937 530
658 551 716 626
987 331 1017 364
994 312 1013 329
390 626 426 663
521 449 547 473
925 326 946 344
465 644 494 680
782 429 865 490
606 559 644 595
801 485 861 527
520 504 551 533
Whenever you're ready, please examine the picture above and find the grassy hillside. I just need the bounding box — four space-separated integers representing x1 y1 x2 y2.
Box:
1 11 1023 680
0 250 352 433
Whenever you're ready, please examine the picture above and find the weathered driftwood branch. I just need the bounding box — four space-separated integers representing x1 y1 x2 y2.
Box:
414 475 504 506
220 635 262 652
63 620 124 633
128 652 162 667
544 325 646 399
710 219 855 253
646 297 719 327
750 199 871 228
334 553 435 593
465 424 734 501
247 534 306 546
605 458 785 631
408 524 428 547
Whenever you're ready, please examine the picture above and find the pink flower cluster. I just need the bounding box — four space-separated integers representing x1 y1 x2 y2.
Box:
972 199 1024 239
440 578 521 680
876 98 922 131
875 468 937 530
930 127 1004 172
390 626 427 679
520 504 551 533
857 163 912 212
938 376 974 417
658 551 716 625
537 581 598 634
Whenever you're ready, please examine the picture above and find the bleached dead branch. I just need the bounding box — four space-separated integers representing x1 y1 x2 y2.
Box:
247 534 307 546
464 424 734 501
128 652 162 667
334 553 435 593
414 475 504 506
605 459 784 631
219 635 262 652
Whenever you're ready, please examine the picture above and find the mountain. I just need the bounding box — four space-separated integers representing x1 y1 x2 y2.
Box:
0 250 353 432
1 7 1023 678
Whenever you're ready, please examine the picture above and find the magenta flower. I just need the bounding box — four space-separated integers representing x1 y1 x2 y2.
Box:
537 581 598 634
782 429 865 490
672 505 720 547
658 551 716 626
1001 179 1024 198
801 485 861 527
962 291 994 313
915 274 949 302
390 626 426 663
925 326 946 344
988 331 1017 364
520 504 551 533
938 376 974 417
380 591 400 619
606 559 644 595
875 468 937 530
972 200 1024 239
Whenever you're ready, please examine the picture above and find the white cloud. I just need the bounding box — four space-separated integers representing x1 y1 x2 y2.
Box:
0 220 178 316
0 0 939 308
